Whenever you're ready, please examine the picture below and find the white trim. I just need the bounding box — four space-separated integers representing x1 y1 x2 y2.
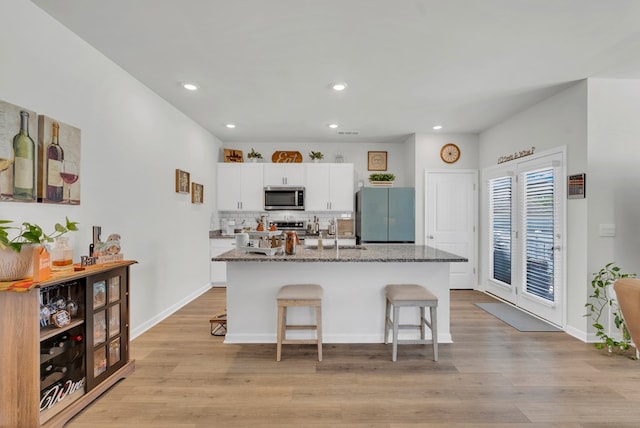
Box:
130 282 212 340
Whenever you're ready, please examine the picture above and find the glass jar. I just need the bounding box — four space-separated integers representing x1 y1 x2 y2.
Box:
50 237 73 271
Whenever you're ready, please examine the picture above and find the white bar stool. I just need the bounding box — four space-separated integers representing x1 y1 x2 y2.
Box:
276 284 323 361
384 283 438 362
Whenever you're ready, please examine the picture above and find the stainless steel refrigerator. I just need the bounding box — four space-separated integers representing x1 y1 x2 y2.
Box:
356 187 415 243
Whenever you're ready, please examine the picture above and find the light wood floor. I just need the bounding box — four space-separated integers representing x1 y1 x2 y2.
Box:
67 288 640 427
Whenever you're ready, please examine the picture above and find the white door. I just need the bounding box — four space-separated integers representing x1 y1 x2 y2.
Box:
425 170 478 289
484 149 565 326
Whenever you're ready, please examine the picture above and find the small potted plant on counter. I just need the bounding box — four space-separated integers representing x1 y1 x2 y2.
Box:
309 151 324 162
369 173 395 186
0 217 79 281
247 148 263 162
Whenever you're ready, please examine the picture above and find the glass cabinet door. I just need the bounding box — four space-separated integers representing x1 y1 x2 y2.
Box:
85 267 128 391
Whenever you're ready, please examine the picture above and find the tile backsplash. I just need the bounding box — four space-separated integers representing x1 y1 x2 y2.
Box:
213 211 353 231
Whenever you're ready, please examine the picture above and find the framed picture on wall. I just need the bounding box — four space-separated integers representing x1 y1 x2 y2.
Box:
191 182 203 204
175 169 190 194
368 151 387 171
38 115 82 205
0 100 38 203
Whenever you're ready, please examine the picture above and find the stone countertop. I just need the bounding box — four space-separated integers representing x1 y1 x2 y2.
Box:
212 244 467 263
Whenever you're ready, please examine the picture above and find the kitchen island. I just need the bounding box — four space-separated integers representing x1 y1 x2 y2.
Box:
213 244 466 344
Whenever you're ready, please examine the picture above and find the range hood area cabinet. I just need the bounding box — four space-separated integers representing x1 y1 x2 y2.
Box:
305 163 354 211
217 163 264 211
263 163 305 186
356 187 415 243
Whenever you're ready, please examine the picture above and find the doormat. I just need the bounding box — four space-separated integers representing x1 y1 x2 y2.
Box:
475 302 562 332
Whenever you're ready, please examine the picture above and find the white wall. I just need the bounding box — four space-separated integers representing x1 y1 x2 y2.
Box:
413 133 479 244
479 81 590 336
587 79 640 326
0 0 222 337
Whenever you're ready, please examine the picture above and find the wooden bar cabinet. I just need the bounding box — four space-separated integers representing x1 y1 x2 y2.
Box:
0 260 136 428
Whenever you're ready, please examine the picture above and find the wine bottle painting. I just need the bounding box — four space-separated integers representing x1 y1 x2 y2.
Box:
0 100 38 202
38 115 81 204
0 101 81 204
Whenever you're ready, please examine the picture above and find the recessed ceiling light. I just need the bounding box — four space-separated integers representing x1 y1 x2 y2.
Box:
328 123 339 129
432 125 443 130
332 82 347 91
225 124 236 129
182 82 199 91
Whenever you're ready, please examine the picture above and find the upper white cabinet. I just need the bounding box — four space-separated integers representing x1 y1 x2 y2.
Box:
305 163 354 211
263 163 305 186
217 163 264 211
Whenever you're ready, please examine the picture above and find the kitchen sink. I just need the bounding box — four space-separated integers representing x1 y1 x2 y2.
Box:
304 244 367 250
339 245 367 250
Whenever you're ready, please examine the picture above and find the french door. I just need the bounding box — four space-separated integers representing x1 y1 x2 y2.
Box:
484 149 565 326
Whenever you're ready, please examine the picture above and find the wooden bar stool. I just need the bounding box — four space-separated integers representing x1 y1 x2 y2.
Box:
276 284 323 362
384 284 438 362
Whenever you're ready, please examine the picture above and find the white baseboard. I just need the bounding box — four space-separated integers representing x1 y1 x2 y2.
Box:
564 324 590 342
131 282 212 340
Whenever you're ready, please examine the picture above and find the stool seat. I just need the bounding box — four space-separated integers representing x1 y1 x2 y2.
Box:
276 284 323 362
384 283 438 362
277 284 323 301
386 284 438 302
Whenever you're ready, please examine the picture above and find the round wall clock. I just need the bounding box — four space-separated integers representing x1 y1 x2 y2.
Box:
440 143 460 164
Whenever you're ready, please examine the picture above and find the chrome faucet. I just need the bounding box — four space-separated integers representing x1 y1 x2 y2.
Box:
334 217 339 255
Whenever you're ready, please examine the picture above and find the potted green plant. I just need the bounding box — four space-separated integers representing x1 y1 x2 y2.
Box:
0 217 79 281
585 262 636 355
247 148 263 162
369 173 395 186
309 151 324 162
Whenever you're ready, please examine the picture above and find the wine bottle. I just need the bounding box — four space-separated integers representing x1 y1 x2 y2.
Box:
46 121 64 201
40 363 68 381
12 110 35 200
41 333 83 354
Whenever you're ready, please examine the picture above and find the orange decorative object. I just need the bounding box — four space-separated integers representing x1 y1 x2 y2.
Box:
271 151 303 163
256 223 264 231
269 223 277 231
32 246 51 282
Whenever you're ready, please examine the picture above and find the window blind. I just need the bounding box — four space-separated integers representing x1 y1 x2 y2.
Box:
523 168 555 302
490 177 512 285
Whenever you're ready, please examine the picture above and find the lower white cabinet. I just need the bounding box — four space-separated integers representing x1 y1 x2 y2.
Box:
210 239 234 285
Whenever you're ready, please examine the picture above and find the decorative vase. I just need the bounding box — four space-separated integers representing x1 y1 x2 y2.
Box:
0 244 38 282
313 159 319 163
250 158 258 163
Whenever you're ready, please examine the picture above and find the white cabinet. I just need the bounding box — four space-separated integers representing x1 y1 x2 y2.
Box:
263 163 305 186
305 163 354 211
217 163 264 211
210 238 234 285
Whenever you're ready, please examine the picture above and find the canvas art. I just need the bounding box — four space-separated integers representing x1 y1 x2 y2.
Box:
38 115 82 204
0 100 38 203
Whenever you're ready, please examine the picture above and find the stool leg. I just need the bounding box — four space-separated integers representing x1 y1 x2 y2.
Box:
384 298 391 344
430 305 438 362
420 306 426 340
276 305 284 361
392 304 399 362
316 303 323 362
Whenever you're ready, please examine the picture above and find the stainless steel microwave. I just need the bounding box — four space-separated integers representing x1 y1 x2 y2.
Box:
264 186 305 210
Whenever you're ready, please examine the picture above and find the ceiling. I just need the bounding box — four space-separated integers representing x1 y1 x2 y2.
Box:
31 0 640 144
